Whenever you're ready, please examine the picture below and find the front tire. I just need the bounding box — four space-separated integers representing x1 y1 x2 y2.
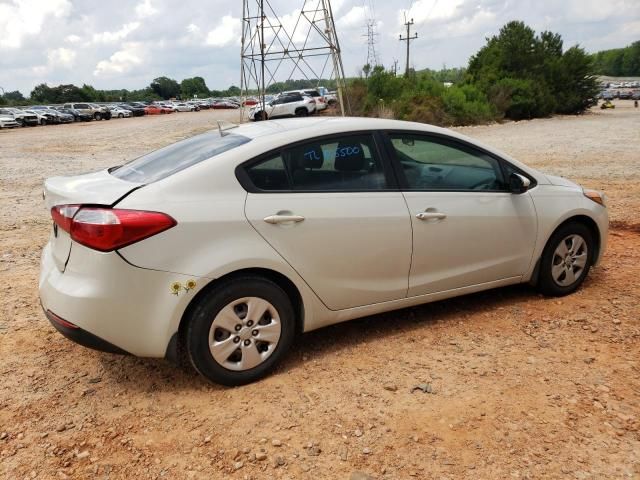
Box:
185 276 295 386
537 222 594 296
295 108 309 117
94 112 102 121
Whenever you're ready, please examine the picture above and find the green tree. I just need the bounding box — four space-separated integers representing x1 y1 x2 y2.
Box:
150 76 181 99
591 41 640 76
1 90 26 105
30 83 54 103
180 76 210 98
467 21 597 119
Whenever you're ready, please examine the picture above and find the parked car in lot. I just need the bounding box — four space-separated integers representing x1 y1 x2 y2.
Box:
211 101 240 109
186 101 201 111
618 91 632 100
32 107 73 124
107 106 132 118
173 102 198 112
249 93 316 121
56 107 93 122
156 102 177 112
62 103 108 121
118 103 146 117
39 117 609 386
0 109 20 129
23 109 48 125
144 104 174 115
3 108 38 126
283 89 328 111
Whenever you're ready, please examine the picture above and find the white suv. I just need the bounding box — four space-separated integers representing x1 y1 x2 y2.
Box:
249 93 316 121
283 89 328 111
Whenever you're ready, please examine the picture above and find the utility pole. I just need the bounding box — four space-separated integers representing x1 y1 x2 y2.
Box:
392 59 398 76
399 17 417 76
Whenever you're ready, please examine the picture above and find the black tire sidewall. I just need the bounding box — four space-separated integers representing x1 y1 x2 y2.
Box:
186 277 295 386
538 222 594 296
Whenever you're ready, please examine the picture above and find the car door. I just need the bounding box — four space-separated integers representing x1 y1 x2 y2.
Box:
384 132 537 297
242 132 413 311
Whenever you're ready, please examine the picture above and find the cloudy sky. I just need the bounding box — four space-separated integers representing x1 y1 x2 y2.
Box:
0 0 638 96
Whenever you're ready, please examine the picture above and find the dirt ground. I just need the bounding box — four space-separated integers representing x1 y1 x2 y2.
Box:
0 102 639 480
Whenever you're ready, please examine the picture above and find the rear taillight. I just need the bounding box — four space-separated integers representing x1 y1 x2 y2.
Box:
51 205 176 252
51 204 80 233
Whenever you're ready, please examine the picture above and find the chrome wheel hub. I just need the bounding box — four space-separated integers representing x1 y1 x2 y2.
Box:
551 234 588 287
208 297 281 371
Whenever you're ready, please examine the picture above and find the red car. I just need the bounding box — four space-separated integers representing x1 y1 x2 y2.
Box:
144 105 174 115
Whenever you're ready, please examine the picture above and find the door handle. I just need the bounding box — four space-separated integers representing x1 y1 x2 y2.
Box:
263 214 305 224
416 212 447 220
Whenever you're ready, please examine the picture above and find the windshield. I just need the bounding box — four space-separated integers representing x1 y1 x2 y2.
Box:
111 131 251 183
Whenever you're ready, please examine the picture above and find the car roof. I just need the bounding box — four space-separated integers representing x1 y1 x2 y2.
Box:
228 117 539 178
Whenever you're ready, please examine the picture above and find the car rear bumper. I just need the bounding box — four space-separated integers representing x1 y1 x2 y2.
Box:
39 241 206 358
43 307 129 354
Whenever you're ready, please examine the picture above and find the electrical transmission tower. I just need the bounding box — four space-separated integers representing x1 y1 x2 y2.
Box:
399 16 418 76
363 20 379 69
240 0 350 120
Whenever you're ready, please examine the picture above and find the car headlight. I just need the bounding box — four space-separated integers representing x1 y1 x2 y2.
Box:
583 188 607 207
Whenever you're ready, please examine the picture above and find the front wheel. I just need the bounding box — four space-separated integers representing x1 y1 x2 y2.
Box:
185 276 295 386
537 222 594 296
295 108 309 117
118 113 123 118
94 112 102 121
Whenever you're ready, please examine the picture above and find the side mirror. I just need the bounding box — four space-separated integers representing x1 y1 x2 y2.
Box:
509 173 531 194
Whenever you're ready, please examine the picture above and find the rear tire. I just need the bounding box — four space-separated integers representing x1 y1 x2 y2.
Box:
537 222 594 296
94 112 102 121
185 276 295 386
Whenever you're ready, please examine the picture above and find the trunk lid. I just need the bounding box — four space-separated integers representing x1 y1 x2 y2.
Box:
44 169 142 271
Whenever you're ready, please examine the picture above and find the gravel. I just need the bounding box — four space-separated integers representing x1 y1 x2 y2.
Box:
0 106 639 478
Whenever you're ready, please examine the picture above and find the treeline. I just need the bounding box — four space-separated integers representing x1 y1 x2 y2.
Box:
350 21 599 125
0 76 244 106
591 41 640 76
0 75 338 107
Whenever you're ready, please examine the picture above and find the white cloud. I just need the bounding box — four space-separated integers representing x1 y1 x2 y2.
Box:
205 15 241 47
94 43 144 75
47 48 76 68
0 0 72 49
92 22 141 44
407 0 466 24
65 34 82 44
337 6 367 28
135 0 158 18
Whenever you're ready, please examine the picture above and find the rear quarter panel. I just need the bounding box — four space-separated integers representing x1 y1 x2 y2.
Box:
114 155 328 333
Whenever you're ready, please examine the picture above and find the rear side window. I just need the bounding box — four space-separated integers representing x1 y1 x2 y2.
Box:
112 132 250 183
244 134 388 191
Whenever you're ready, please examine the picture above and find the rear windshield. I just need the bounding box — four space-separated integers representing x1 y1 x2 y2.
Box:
111 131 250 183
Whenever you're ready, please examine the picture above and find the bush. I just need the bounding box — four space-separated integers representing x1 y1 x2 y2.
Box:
441 84 495 125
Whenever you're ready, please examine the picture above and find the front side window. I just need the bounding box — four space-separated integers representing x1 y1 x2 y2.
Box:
244 134 388 191
389 134 506 191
